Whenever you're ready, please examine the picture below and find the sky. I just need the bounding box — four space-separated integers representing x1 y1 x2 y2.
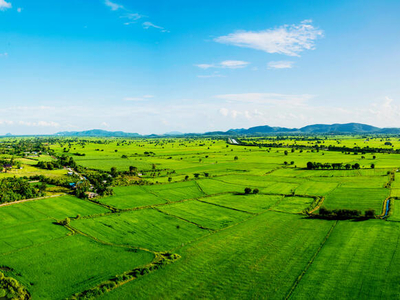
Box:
0 0 399 135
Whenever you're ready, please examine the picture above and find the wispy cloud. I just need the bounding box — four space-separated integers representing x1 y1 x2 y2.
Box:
104 0 123 11
197 73 226 78
195 60 250 69
121 13 146 25
123 95 154 101
0 53 8 57
215 93 314 106
0 0 11 11
17 7 21 13
214 20 323 57
142 21 169 32
267 61 295 69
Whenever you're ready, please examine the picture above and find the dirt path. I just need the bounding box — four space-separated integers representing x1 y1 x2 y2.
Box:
0 193 66 208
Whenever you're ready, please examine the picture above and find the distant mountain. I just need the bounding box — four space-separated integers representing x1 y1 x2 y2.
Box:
299 123 381 134
53 123 400 138
55 129 140 137
205 123 400 135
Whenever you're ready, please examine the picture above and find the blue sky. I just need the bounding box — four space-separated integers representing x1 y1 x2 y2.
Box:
0 0 399 134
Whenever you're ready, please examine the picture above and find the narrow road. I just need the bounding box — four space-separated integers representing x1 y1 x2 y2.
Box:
0 193 66 208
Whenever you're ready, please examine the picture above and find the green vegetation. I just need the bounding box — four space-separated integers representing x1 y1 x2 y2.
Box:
0 135 400 299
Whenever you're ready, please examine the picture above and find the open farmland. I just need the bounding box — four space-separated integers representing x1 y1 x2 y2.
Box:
1 135 400 299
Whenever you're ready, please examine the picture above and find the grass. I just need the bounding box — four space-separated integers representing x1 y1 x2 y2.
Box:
71 208 209 251
2 136 400 299
202 193 282 213
21 195 110 219
157 200 252 230
0 235 153 300
272 196 315 213
98 212 334 300
291 220 400 299
323 187 389 212
99 185 167 209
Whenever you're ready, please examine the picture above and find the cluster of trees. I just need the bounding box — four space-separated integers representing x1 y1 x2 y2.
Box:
318 207 375 219
36 154 77 170
0 272 30 300
306 162 361 170
0 177 46 204
244 188 259 194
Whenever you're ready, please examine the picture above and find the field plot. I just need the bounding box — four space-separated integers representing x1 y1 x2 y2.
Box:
157 200 252 230
0 220 68 255
71 208 209 251
0 204 48 227
295 180 338 196
291 221 400 299
272 196 315 213
323 187 389 212
99 212 334 300
20 195 110 219
0 235 153 300
144 181 205 201
196 178 244 195
389 199 400 221
99 185 167 209
202 193 282 213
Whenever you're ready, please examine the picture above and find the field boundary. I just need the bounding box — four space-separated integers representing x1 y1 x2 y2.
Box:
0 193 66 208
285 220 338 300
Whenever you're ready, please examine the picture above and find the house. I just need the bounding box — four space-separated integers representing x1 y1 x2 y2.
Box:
85 192 98 199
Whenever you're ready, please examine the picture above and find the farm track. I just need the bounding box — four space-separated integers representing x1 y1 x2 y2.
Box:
153 207 215 231
285 220 338 300
0 193 66 208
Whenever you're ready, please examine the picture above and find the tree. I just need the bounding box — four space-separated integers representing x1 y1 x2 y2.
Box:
306 162 314 170
111 167 118 177
193 173 200 179
253 188 259 194
244 187 252 194
284 150 288 156
129 166 137 175
168 177 172 182
365 209 375 218
234 156 238 160
184 175 189 180
371 163 375 169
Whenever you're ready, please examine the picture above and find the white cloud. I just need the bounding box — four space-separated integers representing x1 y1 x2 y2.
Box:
104 0 123 11
195 60 250 70
17 7 21 12
0 53 8 57
214 20 323 57
18 121 60 127
220 60 250 69
0 0 11 11
195 64 215 70
123 95 154 101
197 72 226 78
142 21 169 32
215 93 314 106
268 61 295 69
121 13 145 25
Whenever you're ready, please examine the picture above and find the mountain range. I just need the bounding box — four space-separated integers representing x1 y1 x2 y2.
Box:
54 123 400 137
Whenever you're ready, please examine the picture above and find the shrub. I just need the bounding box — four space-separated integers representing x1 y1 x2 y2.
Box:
365 209 375 218
253 188 259 194
244 187 252 194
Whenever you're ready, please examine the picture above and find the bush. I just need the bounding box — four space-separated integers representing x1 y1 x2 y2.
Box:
253 188 259 194
244 187 252 194
365 209 375 218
